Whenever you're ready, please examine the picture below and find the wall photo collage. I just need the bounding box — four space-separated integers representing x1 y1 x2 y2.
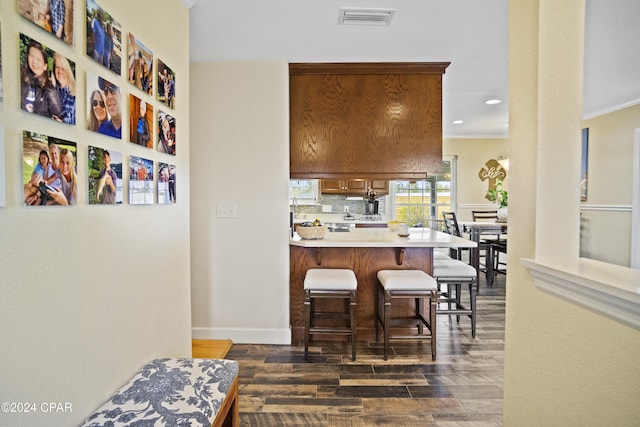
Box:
14 0 177 207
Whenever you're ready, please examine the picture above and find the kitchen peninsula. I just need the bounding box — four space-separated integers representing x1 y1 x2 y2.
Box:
289 228 476 341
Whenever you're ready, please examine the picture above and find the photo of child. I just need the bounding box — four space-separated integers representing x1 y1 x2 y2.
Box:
129 94 153 148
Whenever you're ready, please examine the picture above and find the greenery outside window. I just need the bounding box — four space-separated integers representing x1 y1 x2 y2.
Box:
289 180 318 205
390 157 456 230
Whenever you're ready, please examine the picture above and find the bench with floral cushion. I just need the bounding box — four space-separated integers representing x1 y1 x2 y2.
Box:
80 358 239 427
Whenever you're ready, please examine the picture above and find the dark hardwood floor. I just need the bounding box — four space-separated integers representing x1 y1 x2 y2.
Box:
226 274 506 426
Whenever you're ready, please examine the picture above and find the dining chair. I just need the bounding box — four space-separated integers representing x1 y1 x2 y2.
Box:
471 210 499 222
442 211 465 260
471 210 504 277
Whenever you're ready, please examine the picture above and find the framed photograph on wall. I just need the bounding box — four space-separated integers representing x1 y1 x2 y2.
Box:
86 0 122 75
86 72 122 139
18 0 74 46
129 156 153 205
157 59 175 108
157 162 175 204
581 128 589 202
20 33 76 125
157 110 175 155
88 145 123 205
129 94 153 148
23 130 77 206
127 33 153 95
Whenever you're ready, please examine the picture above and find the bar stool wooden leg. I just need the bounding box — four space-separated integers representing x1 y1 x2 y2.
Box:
383 290 391 361
430 290 437 360
304 290 311 360
350 290 357 361
470 284 477 337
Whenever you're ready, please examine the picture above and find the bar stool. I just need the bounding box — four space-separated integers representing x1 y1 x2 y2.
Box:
376 270 439 361
304 268 358 361
433 259 477 338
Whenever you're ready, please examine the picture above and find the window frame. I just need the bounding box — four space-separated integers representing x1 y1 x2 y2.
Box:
389 156 457 228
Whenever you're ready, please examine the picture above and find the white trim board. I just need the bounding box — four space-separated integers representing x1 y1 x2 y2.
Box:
522 257 640 329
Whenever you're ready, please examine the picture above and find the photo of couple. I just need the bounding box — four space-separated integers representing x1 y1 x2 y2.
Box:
86 0 122 75
19 33 76 125
87 72 122 139
23 131 77 206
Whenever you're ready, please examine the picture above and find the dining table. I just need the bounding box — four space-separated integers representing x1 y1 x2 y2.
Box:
460 221 508 285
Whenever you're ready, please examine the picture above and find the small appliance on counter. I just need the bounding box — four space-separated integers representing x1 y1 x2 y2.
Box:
365 200 379 215
365 188 379 215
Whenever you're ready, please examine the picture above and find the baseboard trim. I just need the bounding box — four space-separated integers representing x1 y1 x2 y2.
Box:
192 326 292 345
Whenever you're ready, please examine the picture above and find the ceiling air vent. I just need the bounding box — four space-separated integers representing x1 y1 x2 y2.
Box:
338 8 395 26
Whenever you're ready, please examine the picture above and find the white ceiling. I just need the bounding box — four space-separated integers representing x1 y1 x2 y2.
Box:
186 0 640 139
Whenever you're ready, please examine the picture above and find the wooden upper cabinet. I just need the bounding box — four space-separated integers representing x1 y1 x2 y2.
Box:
320 179 383 195
369 180 389 195
290 63 449 180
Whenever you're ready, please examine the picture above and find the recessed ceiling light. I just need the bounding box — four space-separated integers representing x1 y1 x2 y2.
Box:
452 120 464 124
485 99 502 105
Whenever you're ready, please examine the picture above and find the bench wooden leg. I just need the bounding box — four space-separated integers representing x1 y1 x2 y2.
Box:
212 376 239 427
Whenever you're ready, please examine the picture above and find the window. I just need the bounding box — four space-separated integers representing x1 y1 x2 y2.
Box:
289 179 318 205
390 157 456 230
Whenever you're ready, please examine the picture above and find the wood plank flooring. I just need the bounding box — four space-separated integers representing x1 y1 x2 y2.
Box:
226 275 506 426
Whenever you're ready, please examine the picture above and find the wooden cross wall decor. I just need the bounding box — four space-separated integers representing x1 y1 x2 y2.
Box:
479 159 507 200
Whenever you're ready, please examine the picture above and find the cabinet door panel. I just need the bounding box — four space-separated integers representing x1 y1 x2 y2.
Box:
320 179 345 194
369 180 389 195
346 180 367 193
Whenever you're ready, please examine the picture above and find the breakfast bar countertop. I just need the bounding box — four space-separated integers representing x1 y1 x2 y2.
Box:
290 227 477 249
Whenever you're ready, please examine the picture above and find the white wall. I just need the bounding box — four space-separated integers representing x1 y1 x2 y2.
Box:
190 62 291 344
503 1 640 425
0 1 191 426
444 137 509 220
580 104 640 266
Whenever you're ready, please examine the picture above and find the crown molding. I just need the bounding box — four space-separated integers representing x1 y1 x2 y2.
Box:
181 0 196 9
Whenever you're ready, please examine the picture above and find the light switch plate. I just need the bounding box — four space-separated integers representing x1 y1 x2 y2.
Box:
322 205 332 212
216 203 237 218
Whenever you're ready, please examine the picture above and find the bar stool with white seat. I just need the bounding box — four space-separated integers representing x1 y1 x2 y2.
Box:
304 268 358 361
433 258 477 338
376 269 439 361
